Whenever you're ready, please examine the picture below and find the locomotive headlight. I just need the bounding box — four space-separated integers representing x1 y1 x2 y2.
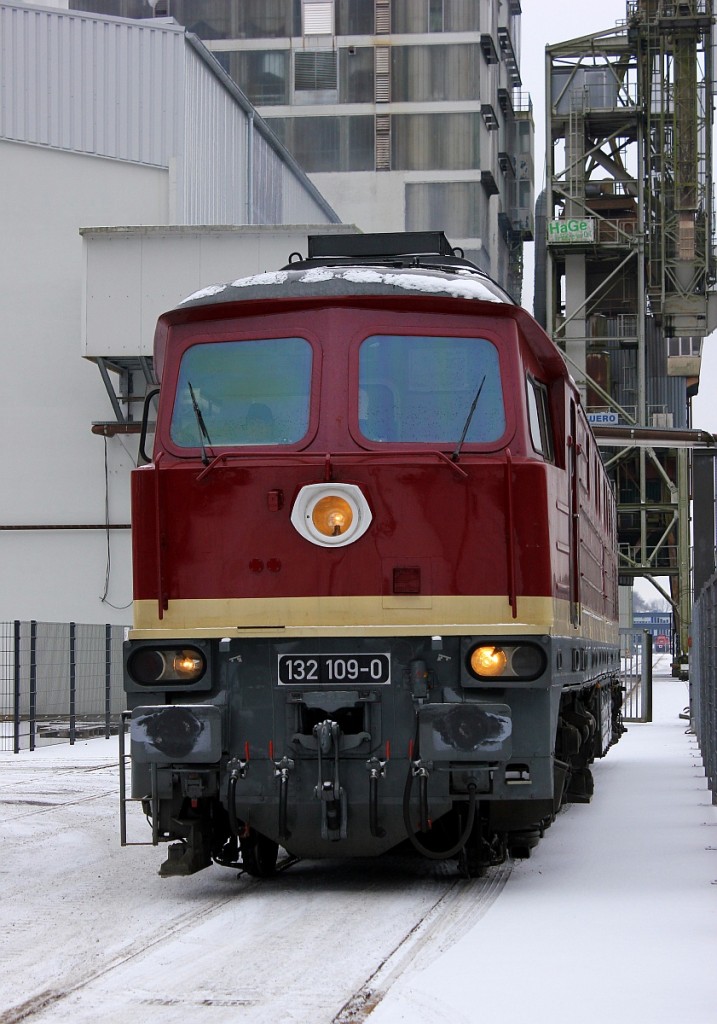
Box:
466 642 546 682
470 646 508 677
172 651 205 679
291 483 372 548
312 496 354 537
128 646 207 685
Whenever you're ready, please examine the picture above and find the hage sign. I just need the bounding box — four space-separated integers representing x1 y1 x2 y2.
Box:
548 218 595 242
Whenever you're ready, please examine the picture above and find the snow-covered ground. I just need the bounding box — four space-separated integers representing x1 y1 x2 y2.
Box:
1 656 714 1024
368 661 717 1024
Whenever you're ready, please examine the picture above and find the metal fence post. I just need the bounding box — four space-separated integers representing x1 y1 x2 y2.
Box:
29 620 37 752
708 581 712 802
641 630 653 723
69 621 76 745
693 574 717 804
105 624 112 740
13 620 20 754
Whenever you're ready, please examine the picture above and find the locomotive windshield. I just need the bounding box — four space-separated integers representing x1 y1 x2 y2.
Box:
170 337 312 447
358 335 505 443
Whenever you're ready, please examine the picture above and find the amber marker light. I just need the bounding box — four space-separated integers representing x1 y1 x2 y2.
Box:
291 482 372 547
470 646 508 678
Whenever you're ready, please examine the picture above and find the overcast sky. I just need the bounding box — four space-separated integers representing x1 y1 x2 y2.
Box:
517 1 717 435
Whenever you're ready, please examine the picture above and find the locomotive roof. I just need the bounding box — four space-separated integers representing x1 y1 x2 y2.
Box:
156 233 568 384
177 263 514 311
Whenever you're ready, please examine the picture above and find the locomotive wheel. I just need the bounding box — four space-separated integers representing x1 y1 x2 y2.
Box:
240 830 279 877
458 820 505 877
458 843 487 878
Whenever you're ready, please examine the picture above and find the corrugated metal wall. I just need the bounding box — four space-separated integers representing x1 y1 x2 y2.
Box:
0 4 185 165
253 130 283 225
0 1 337 227
181 41 249 224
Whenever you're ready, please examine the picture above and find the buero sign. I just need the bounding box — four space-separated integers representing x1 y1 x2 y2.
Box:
587 411 619 425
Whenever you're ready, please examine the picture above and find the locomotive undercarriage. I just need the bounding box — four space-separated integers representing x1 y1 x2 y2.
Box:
125 633 623 878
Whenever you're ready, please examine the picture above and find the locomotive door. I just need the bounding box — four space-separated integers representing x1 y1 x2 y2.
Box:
568 400 581 627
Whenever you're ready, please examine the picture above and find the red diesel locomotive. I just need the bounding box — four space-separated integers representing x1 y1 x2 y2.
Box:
123 232 623 877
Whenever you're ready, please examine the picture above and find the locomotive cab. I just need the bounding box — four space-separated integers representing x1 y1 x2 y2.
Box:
122 232 622 877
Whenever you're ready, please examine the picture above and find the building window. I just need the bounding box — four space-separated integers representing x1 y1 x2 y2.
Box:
429 0 444 31
339 46 374 103
269 115 374 172
335 0 374 34
392 0 478 33
392 113 481 170
199 0 295 39
392 45 481 103
222 50 289 105
667 336 701 358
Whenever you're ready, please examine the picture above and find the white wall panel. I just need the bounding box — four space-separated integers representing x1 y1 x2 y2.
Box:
81 225 358 361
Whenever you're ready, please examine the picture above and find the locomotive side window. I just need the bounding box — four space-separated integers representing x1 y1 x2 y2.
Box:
526 376 554 461
170 338 312 447
358 335 505 443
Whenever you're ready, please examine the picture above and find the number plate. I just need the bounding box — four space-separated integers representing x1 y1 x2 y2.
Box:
277 653 391 686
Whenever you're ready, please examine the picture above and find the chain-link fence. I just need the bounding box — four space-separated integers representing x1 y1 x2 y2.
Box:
0 621 127 752
691 577 717 804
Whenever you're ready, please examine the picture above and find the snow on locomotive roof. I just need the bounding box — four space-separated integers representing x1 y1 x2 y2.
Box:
178 264 513 309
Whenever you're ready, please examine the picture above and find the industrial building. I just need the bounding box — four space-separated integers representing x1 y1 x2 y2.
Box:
0 1 342 624
67 0 534 299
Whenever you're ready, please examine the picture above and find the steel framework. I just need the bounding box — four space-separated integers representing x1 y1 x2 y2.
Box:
543 1 715 665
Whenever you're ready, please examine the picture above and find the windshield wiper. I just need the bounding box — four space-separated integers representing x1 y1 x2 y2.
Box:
451 375 487 463
187 381 213 466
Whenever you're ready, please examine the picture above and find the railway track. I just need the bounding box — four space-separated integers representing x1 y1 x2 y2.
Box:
1 842 513 1024
1 744 515 1024
332 860 512 1023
